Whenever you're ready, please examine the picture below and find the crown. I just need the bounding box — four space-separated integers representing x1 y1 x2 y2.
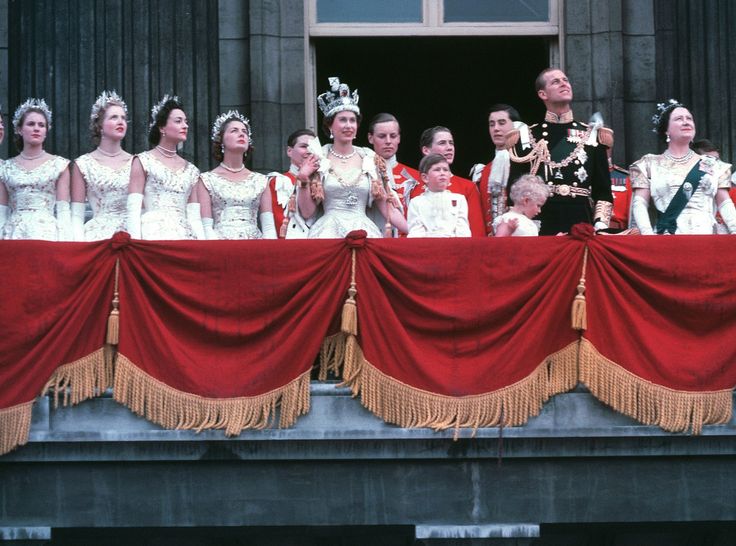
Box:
90 90 127 123
651 99 682 133
317 77 360 118
211 110 252 145
149 94 179 129
13 98 53 130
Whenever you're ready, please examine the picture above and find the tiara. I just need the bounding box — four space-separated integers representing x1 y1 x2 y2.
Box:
149 94 179 128
13 98 53 130
90 90 127 123
651 99 682 133
211 110 252 145
317 77 360 118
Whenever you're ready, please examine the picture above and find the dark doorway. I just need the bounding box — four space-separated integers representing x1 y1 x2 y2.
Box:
315 36 549 177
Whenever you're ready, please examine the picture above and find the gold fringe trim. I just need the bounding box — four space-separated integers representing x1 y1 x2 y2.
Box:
41 347 112 408
0 401 34 456
113 354 310 434
318 332 346 380
579 338 732 434
571 245 589 331
341 341 580 438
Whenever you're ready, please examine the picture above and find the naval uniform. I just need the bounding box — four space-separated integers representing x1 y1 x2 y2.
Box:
508 111 613 235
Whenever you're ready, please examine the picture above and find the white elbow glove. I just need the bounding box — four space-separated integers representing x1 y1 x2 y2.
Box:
187 202 206 240
202 217 219 240
718 199 736 233
260 212 277 240
0 204 8 239
631 195 654 235
126 193 144 239
55 201 72 241
71 202 86 241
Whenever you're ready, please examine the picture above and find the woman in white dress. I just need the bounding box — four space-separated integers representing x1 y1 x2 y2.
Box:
70 91 132 241
630 100 736 235
297 77 407 239
0 98 71 240
126 95 202 240
0 108 5 232
196 111 276 239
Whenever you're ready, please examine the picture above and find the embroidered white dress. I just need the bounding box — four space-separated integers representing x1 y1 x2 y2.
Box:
137 150 199 240
407 189 471 238
75 154 132 241
630 154 732 234
492 210 540 236
307 147 383 239
200 171 269 239
1 156 69 240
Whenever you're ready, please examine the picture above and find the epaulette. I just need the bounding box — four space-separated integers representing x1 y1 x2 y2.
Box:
505 129 520 148
611 164 628 175
598 126 614 148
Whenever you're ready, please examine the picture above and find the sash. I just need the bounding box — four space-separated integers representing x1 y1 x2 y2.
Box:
655 161 703 235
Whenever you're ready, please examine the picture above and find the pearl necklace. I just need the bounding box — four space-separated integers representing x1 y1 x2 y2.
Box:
156 145 177 158
664 149 695 164
20 150 45 160
219 162 245 173
329 146 357 161
96 146 122 157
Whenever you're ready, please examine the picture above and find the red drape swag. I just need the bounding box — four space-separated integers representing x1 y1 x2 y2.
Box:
114 238 349 433
341 235 584 431
581 235 736 432
0 240 115 454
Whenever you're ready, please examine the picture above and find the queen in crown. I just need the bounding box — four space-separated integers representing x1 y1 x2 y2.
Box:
126 94 203 240
196 111 277 239
0 98 72 240
296 77 407 238
70 91 133 241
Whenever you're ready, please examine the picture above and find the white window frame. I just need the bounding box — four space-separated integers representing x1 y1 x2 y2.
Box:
304 0 564 127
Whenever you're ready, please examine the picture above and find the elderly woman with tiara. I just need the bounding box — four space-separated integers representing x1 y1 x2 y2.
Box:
196 111 277 239
296 77 407 238
126 94 203 240
630 99 736 235
70 91 132 241
0 98 72 240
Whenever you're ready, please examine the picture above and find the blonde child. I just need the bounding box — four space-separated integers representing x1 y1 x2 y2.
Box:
493 174 549 236
407 153 471 238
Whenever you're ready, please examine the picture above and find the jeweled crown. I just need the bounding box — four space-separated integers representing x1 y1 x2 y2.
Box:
13 98 53 130
91 90 127 123
317 77 360 118
651 98 682 133
211 110 252 145
149 94 179 129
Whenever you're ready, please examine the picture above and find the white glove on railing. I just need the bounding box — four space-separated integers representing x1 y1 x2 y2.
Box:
71 202 86 241
0 204 8 240
55 200 72 241
718 199 736 234
126 193 144 239
187 203 206 240
202 217 219 240
631 195 654 235
260 212 277 240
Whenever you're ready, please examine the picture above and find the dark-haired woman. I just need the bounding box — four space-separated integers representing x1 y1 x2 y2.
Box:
0 98 71 240
196 111 276 239
630 100 735 235
126 95 202 240
70 91 132 240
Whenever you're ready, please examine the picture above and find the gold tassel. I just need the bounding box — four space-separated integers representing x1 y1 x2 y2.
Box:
571 246 589 331
341 249 358 337
106 258 121 345
0 401 34 456
113 354 311 434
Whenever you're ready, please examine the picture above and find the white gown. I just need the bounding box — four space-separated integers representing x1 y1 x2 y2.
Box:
137 150 199 240
630 153 732 234
492 210 540 236
1 155 69 240
200 171 269 239
308 147 383 239
75 154 132 241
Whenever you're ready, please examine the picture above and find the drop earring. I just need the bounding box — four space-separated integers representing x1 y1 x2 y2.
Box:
666 134 671 143
330 131 334 140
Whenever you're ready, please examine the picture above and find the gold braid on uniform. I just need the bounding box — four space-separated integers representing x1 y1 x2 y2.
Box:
594 201 613 226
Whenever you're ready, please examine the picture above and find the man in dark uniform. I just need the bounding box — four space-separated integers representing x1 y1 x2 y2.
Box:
508 68 613 234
